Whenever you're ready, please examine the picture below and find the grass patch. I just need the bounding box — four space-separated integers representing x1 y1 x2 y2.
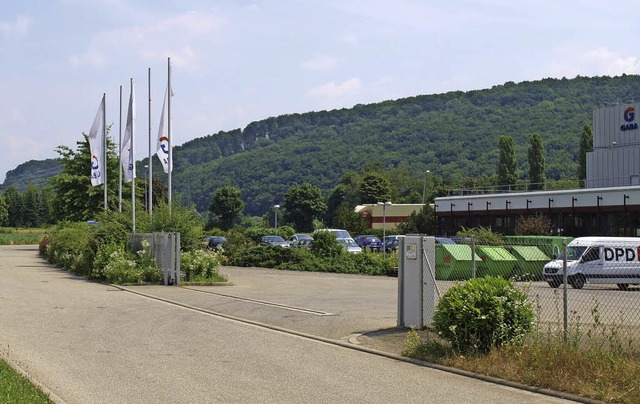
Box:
0 228 46 245
0 357 52 403
402 325 640 403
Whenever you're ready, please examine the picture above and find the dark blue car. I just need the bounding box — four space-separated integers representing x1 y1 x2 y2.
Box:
354 235 383 252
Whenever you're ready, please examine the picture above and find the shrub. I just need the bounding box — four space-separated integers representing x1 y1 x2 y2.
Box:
311 231 343 258
515 213 552 235
456 226 504 246
181 249 226 282
232 245 295 268
45 222 92 273
433 276 534 354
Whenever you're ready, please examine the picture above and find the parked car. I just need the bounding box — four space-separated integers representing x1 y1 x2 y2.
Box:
435 237 457 244
354 235 383 252
204 235 228 251
290 238 313 249
384 235 403 252
313 228 352 239
260 235 290 247
288 233 313 246
337 237 363 254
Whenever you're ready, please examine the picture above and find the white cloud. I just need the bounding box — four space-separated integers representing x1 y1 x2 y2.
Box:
583 48 640 76
300 55 338 70
306 78 363 100
0 15 31 37
68 11 225 72
539 47 640 79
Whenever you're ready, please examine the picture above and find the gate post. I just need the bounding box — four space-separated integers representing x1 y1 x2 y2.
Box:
398 235 423 328
398 235 437 328
422 236 436 326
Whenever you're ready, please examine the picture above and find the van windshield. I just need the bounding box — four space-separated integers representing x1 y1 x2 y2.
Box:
557 246 587 261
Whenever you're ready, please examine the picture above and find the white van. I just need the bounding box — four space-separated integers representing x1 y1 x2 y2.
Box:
542 237 640 290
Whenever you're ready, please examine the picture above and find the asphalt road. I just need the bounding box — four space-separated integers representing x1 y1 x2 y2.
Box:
0 245 577 403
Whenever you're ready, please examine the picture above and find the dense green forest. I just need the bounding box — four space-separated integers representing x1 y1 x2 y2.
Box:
0 159 61 192
4 75 640 216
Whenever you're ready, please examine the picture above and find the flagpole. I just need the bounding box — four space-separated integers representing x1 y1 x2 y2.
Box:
148 67 153 217
118 85 123 212
167 57 172 213
130 78 136 233
102 93 107 210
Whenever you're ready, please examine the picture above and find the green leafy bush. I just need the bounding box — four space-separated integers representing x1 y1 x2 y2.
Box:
45 222 92 273
433 276 534 354
181 249 226 282
232 245 295 268
456 226 504 246
310 231 343 258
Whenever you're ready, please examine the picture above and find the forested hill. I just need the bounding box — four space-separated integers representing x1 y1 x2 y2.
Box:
0 159 61 192
167 75 640 216
4 75 640 216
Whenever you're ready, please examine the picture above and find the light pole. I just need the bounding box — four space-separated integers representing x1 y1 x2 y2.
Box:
377 201 392 259
144 165 149 211
273 205 280 232
421 170 430 205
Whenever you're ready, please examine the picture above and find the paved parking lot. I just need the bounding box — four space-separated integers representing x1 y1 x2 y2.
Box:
0 245 576 403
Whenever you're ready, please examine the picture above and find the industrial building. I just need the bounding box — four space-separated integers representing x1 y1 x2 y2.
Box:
434 103 640 237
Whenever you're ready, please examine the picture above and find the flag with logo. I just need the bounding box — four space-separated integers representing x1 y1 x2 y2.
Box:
121 83 135 182
88 95 105 186
156 85 173 173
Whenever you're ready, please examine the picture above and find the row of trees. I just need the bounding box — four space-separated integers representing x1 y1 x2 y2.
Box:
3 121 594 234
0 184 52 228
496 124 593 190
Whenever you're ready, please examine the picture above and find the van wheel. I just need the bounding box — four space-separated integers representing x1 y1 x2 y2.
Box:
569 275 586 289
617 283 629 291
547 280 561 288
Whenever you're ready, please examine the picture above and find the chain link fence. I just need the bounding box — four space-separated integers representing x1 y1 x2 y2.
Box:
431 235 640 343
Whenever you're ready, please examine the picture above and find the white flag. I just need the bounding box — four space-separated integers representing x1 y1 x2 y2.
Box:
156 85 173 173
88 96 105 186
121 83 135 182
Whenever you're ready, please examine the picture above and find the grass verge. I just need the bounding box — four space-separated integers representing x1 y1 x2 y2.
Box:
402 327 640 403
0 227 46 245
0 357 52 403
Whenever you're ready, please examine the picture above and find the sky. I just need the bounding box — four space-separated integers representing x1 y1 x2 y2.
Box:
1 0 639 183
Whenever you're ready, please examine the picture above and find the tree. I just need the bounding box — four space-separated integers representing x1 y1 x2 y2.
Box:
527 133 545 190
359 172 391 204
0 194 8 225
395 204 436 235
331 205 367 235
209 185 244 231
282 183 327 232
578 124 593 187
497 135 518 187
21 183 42 227
3 185 22 227
48 133 122 222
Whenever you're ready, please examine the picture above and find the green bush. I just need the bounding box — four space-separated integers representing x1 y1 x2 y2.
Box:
232 245 295 268
311 231 343 258
181 249 226 282
456 226 504 246
45 222 92 273
243 226 277 243
433 276 534 354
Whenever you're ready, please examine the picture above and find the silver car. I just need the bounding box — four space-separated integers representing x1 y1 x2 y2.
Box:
337 238 362 254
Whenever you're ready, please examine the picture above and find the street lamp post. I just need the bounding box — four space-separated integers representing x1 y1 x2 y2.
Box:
377 201 392 259
144 165 149 211
421 170 430 205
273 205 280 231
